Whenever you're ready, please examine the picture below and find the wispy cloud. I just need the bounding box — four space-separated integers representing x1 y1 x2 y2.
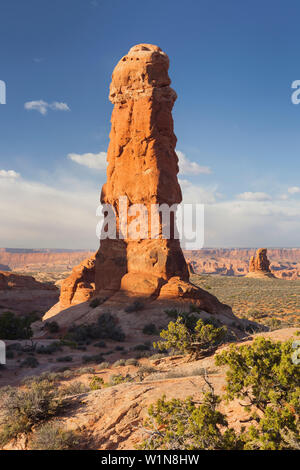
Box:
68 151 107 170
24 100 70 115
236 191 272 202
177 150 212 175
288 186 300 194
0 169 20 179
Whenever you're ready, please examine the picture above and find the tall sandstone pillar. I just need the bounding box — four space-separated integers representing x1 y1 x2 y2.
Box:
95 44 189 298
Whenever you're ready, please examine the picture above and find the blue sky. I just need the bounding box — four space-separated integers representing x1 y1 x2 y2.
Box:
0 0 300 248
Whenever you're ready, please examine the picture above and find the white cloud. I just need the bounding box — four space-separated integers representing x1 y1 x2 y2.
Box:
179 180 300 247
24 100 70 115
237 191 272 202
0 173 100 249
24 100 48 115
0 165 300 249
0 169 20 179
179 178 220 204
177 150 211 175
50 102 70 112
68 152 107 170
288 186 300 194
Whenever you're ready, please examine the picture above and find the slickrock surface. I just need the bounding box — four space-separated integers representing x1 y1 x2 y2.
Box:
2 328 298 450
247 248 275 278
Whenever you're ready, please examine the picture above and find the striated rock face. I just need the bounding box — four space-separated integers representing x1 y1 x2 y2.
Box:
95 44 189 298
59 255 96 309
247 248 275 278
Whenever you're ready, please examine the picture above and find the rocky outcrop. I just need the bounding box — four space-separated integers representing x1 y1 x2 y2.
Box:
0 271 59 316
92 43 234 317
247 248 275 278
59 255 96 310
95 44 188 299
43 44 236 325
0 271 56 290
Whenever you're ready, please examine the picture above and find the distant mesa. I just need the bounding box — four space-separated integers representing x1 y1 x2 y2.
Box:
246 248 275 279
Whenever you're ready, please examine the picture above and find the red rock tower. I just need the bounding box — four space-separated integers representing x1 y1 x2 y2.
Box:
95 44 189 298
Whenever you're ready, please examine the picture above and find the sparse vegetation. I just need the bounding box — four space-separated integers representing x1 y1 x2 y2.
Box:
44 321 59 334
142 337 300 450
108 374 133 386
30 423 81 450
20 356 39 368
215 337 300 450
113 359 126 367
154 314 227 359
192 274 300 327
143 323 158 335
0 380 64 446
82 353 104 364
125 300 145 313
65 313 125 343
89 375 104 390
0 311 36 340
140 392 241 450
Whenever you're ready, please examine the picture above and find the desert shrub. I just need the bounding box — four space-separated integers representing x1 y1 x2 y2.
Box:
20 356 39 368
125 301 144 313
140 392 241 450
44 321 59 334
6 350 14 359
77 366 96 375
136 365 156 380
30 423 80 450
125 358 139 367
0 311 34 340
89 298 101 308
82 353 104 364
142 323 158 335
94 340 106 348
113 359 126 367
36 341 62 355
0 381 63 446
115 345 124 351
89 375 104 390
108 374 133 386
215 337 300 450
89 296 108 308
148 353 168 360
98 361 110 370
7 342 22 351
65 313 125 343
154 317 227 359
56 355 73 363
163 367 206 379
102 349 114 356
97 313 125 342
61 381 89 396
133 343 151 352
134 351 153 359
